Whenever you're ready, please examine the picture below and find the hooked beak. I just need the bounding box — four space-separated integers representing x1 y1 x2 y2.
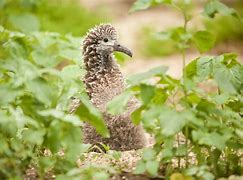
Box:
113 42 133 57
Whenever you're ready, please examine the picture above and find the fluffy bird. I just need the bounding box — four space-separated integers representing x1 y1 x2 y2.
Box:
71 24 146 151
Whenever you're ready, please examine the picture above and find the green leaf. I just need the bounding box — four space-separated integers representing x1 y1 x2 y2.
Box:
142 148 156 160
61 65 85 81
159 107 192 136
211 92 230 105
155 0 172 4
0 0 6 9
44 121 62 153
22 129 45 145
193 31 215 53
33 32 59 48
130 0 173 12
140 84 155 104
203 0 241 20
127 66 167 86
59 49 81 64
25 77 56 106
131 105 144 125
0 84 22 106
192 130 230 150
38 109 83 126
213 61 242 94
141 104 162 130
196 99 216 115
0 110 18 136
9 13 40 32
130 0 152 12
146 160 159 176
106 91 133 115
134 160 146 174
62 127 82 161
39 157 56 172
31 50 61 68
184 59 197 78
76 94 110 138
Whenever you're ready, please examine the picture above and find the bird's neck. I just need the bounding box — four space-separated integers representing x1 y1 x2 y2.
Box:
83 49 121 75
83 50 125 110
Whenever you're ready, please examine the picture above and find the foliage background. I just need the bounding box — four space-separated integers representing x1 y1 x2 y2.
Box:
0 0 242 179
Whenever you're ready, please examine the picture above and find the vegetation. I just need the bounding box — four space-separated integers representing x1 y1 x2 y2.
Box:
140 1 243 58
0 0 242 179
0 0 105 36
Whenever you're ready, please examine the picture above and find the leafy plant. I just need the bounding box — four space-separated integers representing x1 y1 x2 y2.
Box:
0 0 105 36
107 0 243 178
138 0 243 58
0 27 109 178
0 0 242 179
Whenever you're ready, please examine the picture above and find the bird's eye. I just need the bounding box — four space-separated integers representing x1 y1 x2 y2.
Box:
103 38 108 42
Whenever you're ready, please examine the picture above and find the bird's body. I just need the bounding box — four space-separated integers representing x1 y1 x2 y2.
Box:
72 24 146 151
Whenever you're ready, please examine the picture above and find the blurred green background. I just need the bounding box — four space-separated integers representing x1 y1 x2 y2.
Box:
1 0 242 59
0 0 106 36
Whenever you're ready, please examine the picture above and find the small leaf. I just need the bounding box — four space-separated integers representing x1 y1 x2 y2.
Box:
106 91 133 115
59 49 81 64
171 173 193 180
0 84 22 106
213 61 242 94
38 109 83 126
159 107 193 136
141 104 162 130
25 77 56 106
61 65 85 80
140 84 155 104
134 160 146 174
146 160 159 176
130 0 152 12
131 105 144 125
22 129 45 145
192 130 230 150
9 13 40 32
76 93 110 138
39 157 56 172
127 66 167 86
203 0 241 20
193 31 215 53
142 148 156 160
31 50 61 68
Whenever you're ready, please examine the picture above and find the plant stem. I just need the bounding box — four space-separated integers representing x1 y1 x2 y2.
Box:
182 11 188 74
182 9 189 169
182 49 186 78
177 133 181 168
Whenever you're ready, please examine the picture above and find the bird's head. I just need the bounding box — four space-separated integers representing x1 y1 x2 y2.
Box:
83 24 132 58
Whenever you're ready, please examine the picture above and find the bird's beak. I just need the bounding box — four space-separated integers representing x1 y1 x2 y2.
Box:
113 42 133 57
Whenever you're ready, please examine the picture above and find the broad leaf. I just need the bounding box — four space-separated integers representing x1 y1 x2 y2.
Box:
76 93 110 138
159 107 193 136
130 0 152 12
192 130 230 150
203 0 241 20
140 84 155 104
127 66 167 86
193 31 215 53
25 77 57 106
106 91 133 115
146 160 159 176
22 129 45 145
9 13 40 32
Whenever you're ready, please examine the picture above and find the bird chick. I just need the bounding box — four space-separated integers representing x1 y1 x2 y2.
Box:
80 24 146 151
